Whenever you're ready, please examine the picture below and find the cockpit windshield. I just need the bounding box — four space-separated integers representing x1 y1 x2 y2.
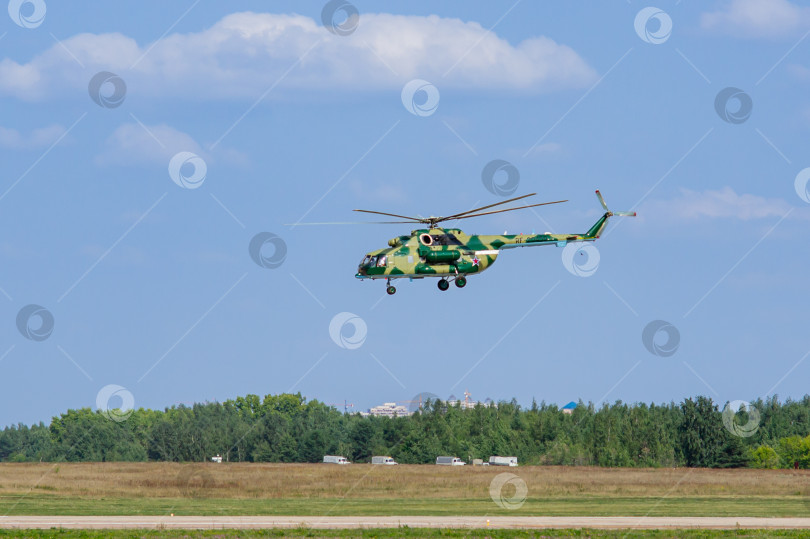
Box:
359 254 388 268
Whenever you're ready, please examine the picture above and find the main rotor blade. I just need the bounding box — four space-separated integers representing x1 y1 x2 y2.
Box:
440 193 536 222
285 221 416 226
450 199 568 221
352 209 425 222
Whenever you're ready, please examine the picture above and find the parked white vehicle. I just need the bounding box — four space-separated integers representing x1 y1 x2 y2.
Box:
436 456 465 466
371 456 398 465
488 456 518 466
323 455 350 464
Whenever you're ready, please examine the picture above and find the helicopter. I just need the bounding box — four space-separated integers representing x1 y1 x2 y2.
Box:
355 190 636 295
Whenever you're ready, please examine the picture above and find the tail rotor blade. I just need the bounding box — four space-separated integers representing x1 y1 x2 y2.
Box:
595 190 609 211
612 211 636 217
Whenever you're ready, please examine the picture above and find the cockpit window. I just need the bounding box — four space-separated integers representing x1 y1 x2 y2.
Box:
360 255 371 266
376 255 387 267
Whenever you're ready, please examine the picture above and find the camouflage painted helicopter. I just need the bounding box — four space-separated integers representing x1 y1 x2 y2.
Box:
355 191 635 295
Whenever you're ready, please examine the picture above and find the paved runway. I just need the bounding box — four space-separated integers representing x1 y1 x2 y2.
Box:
1 516 810 529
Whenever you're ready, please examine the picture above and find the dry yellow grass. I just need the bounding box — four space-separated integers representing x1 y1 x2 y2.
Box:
0 463 807 500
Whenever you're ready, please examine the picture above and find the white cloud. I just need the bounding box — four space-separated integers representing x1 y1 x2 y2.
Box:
0 12 596 101
525 142 562 156
701 0 810 39
644 187 794 220
508 141 562 162
788 63 810 80
96 123 205 166
349 179 408 204
0 124 66 149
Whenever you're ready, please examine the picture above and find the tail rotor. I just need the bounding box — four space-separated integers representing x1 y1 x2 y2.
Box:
595 190 636 218
586 190 636 238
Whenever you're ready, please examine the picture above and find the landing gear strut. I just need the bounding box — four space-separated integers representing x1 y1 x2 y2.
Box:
438 279 450 291
386 279 396 295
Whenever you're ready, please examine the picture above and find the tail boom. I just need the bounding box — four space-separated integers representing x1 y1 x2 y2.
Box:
477 190 635 250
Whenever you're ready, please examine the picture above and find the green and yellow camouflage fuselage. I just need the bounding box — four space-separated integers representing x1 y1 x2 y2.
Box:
355 211 611 281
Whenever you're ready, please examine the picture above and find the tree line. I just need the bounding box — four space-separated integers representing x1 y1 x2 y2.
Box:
1 394 809 468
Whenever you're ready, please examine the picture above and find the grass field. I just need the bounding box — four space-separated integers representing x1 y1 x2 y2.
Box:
0 463 808 517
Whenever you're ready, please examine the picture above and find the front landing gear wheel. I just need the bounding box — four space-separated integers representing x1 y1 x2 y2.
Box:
386 286 396 295
455 276 467 288
438 279 450 291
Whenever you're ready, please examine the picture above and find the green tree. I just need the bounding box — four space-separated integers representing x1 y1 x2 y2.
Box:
679 397 725 467
748 445 780 468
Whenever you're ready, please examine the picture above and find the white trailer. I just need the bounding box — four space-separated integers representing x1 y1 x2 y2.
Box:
436 456 465 466
371 456 398 465
488 456 518 466
323 455 350 464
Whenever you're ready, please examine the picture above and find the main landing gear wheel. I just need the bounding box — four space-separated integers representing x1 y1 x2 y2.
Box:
437 279 450 291
455 276 467 288
386 285 396 295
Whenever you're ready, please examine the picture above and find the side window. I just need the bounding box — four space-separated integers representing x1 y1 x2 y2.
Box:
433 234 463 246
368 256 377 266
376 255 387 267
445 234 463 246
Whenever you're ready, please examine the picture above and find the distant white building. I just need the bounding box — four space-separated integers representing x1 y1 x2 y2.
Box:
446 390 492 410
366 402 412 417
361 391 494 417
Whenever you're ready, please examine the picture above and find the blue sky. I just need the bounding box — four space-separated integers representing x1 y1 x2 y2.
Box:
2 0 810 426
